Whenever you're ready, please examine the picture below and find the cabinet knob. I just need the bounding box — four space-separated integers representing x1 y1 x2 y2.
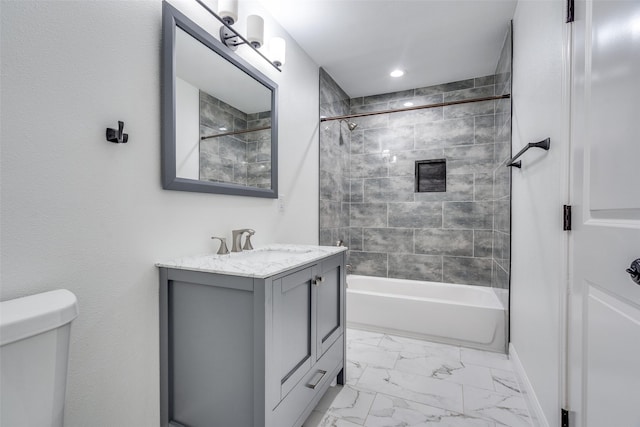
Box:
313 276 324 286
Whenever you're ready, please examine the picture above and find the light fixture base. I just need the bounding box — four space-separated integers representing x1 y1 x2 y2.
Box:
220 26 239 51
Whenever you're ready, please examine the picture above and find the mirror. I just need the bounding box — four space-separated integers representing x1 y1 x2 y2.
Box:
162 3 278 198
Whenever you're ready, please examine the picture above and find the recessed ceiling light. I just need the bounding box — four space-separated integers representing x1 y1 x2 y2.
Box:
403 102 414 107
219 127 228 131
390 69 405 78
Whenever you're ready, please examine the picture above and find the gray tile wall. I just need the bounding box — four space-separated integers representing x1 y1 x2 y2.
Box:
346 76 500 286
199 90 271 188
319 68 351 246
491 24 512 290
319 41 512 289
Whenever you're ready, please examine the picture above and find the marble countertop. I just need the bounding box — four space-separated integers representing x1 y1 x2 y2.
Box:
156 244 347 278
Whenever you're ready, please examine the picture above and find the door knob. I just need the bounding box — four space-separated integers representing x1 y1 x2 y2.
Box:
626 259 640 285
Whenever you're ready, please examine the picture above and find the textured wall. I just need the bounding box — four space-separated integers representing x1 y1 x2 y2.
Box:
0 1 320 425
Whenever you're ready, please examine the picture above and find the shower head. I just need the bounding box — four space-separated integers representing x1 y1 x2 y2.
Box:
339 119 358 131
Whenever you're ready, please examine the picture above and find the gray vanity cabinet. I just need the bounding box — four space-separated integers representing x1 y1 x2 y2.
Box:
159 251 346 427
272 265 316 402
316 255 343 358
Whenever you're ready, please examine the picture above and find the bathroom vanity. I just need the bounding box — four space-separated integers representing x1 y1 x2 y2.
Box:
157 245 347 427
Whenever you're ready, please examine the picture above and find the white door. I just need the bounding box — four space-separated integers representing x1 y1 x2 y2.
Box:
568 0 640 426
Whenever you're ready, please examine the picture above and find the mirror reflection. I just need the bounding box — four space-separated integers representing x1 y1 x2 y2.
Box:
173 26 273 190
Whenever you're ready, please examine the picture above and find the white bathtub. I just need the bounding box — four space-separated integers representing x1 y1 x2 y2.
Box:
346 275 507 353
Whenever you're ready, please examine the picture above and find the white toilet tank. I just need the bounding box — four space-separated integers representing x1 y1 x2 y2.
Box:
1 289 79 427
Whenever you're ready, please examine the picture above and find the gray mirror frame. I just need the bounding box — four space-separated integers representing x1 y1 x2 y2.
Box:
162 2 278 198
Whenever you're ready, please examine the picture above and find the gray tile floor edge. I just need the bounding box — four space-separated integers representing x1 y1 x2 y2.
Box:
303 328 534 427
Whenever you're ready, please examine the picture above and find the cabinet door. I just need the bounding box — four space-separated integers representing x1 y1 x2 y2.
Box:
272 266 317 403
315 254 344 357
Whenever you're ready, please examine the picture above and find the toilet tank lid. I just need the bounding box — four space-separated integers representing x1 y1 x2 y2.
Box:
1 289 78 346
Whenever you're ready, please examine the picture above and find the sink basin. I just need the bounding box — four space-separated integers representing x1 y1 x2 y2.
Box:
256 247 314 254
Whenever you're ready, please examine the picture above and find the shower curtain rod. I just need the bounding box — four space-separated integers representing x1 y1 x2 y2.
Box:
320 94 511 122
201 125 271 140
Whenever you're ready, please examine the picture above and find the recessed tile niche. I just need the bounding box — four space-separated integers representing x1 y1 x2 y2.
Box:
415 159 446 193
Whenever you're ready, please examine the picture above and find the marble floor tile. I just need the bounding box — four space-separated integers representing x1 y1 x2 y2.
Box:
347 328 385 346
463 385 532 427
378 335 461 360
303 411 363 427
346 359 367 386
305 330 531 427
356 366 464 413
460 348 512 371
348 341 399 369
312 385 376 425
314 386 344 413
394 353 495 391
365 393 495 427
490 368 522 396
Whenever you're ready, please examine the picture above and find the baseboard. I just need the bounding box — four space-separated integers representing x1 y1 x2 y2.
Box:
509 343 550 427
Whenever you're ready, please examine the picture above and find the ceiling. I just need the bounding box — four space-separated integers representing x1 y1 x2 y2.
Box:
258 0 517 98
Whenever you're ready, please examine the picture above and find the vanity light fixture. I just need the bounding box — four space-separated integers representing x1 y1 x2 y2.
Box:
218 0 238 24
390 69 405 77
270 37 286 67
194 0 282 71
247 15 264 48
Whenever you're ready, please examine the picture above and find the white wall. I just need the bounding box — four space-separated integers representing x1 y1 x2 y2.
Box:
510 1 567 426
0 0 319 425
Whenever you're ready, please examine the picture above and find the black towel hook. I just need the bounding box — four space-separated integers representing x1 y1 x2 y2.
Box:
106 121 128 144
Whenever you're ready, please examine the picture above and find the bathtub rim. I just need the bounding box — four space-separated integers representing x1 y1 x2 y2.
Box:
346 274 505 311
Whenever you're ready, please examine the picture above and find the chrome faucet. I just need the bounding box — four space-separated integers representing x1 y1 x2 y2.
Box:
211 237 230 255
231 229 255 252
243 229 255 250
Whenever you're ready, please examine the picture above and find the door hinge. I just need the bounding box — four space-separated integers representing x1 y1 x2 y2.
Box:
563 205 572 231
566 0 575 22
562 408 570 427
